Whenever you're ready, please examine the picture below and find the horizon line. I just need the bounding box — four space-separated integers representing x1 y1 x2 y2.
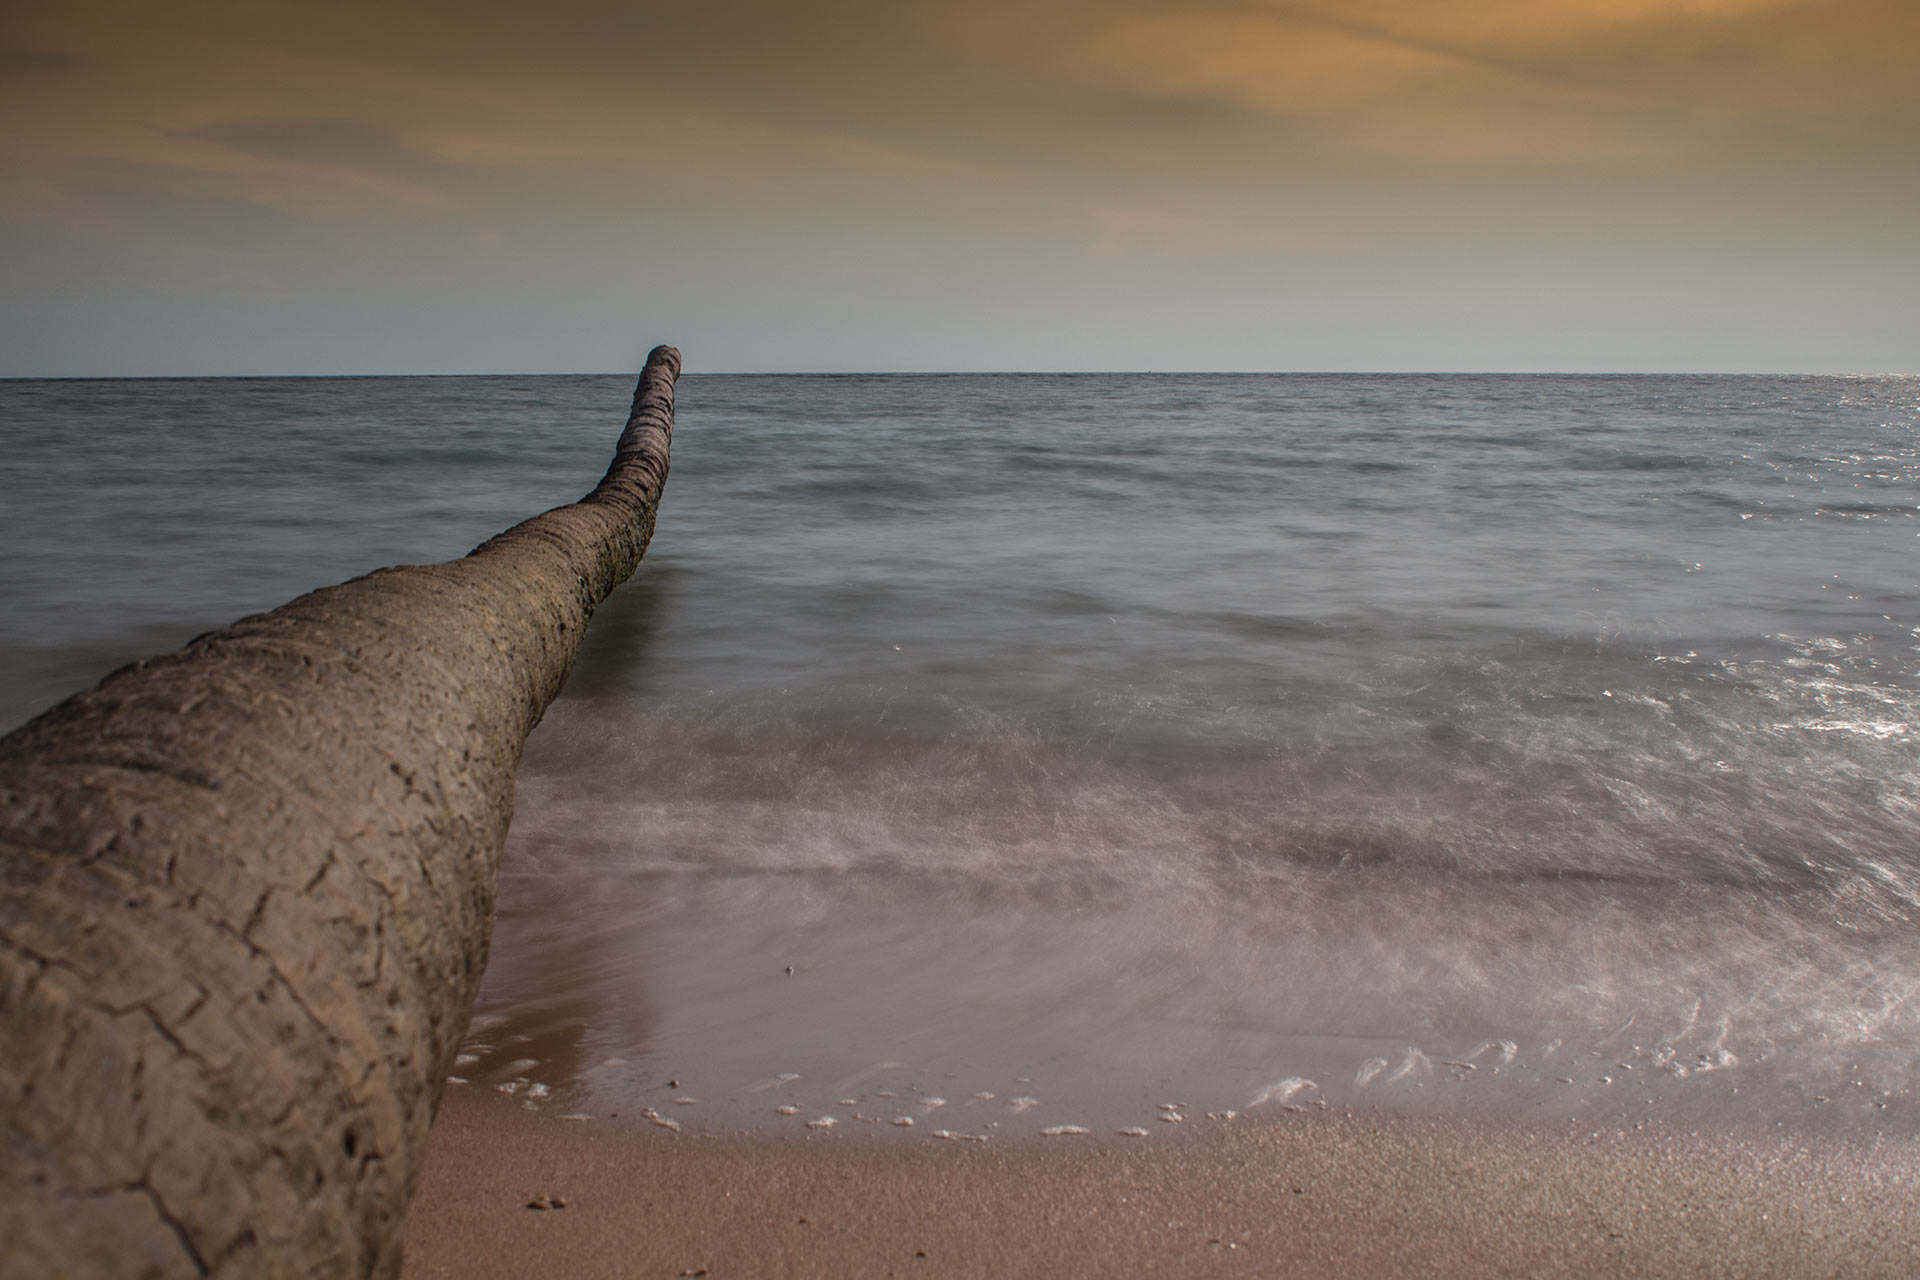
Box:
5 368 1915 382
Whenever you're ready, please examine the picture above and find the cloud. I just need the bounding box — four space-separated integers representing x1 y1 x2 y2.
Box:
8 0 1913 193
0 0 1913 372
1062 10 1670 164
187 119 430 173
1304 0 1813 47
930 0 1915 167
0 45 82 78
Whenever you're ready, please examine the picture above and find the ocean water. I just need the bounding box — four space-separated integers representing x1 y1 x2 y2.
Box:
4 372 1919 1137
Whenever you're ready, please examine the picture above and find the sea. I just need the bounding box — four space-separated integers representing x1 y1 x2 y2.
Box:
4 372 1919 1139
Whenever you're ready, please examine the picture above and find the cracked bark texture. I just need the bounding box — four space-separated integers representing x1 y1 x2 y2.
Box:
0 345 680 1279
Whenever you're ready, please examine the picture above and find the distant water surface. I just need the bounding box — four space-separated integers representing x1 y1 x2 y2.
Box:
4 373 1918 1135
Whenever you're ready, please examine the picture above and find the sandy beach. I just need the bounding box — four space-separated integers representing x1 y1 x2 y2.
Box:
403 1085 1919 1278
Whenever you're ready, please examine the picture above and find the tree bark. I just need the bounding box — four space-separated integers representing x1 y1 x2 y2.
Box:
0 345 681 1279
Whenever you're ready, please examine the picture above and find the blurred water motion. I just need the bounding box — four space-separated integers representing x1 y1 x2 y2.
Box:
4 372 1918 1129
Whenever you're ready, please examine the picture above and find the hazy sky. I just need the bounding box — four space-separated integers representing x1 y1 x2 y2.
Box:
3 0 1915 373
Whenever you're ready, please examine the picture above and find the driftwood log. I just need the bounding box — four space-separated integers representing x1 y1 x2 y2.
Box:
0 345 681 1278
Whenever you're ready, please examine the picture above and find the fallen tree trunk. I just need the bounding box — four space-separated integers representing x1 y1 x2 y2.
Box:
0 345 681 1279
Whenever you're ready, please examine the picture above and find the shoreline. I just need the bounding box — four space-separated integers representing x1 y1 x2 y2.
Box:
402 1086 1920 1278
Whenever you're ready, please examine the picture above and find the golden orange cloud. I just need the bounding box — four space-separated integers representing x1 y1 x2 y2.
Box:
931 0 1914 165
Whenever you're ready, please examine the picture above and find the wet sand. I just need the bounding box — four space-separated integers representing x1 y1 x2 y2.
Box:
403 1086 1919 1278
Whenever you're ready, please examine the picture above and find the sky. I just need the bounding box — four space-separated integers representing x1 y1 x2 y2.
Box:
2 0 1915 374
